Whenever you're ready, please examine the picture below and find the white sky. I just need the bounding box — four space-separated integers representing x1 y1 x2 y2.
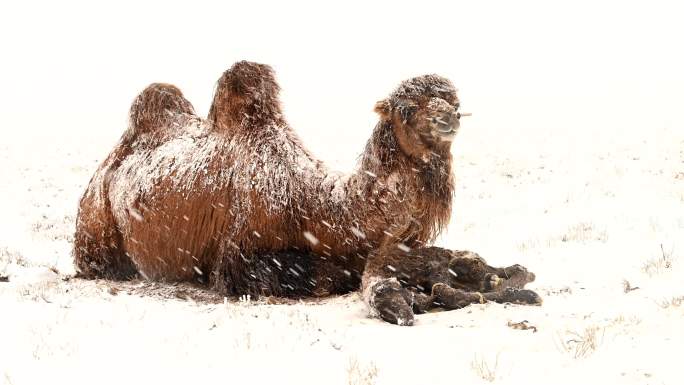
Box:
1 0 682 168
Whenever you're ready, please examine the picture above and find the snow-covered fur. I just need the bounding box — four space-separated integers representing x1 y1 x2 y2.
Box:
73 61 463 300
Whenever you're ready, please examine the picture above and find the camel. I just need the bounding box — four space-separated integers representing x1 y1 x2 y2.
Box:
74 61 540 325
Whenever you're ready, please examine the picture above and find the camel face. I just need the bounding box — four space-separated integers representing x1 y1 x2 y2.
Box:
374 74 462 161
416 97 462 143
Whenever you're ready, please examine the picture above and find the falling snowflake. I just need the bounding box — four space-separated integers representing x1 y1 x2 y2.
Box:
397 243 411 252
302 231 319 245
128 207 144 222
350 226 366 239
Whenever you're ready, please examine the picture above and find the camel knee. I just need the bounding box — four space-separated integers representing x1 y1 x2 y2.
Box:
362 276 415 326
74 247 137 280
73 226 137 280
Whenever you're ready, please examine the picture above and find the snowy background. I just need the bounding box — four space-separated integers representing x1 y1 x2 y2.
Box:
1 1 683 384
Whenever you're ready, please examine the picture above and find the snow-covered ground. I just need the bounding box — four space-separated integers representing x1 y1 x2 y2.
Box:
2 1 684 383
1 120 682 384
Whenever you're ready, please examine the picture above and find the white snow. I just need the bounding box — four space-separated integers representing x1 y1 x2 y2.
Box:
302 231 320 246
396 243 410 252
2 120 683 384
2 1 684 382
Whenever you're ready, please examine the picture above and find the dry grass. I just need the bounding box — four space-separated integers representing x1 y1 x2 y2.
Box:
560 222 608 243
471 353 500 382
347 356 379 385
518 221 607 252
621 279 639 293
0 247 29 268
30 214 74 242
1 247 63 278
1 248 25 281
556 326 605 359
642 244 675 277
606 315 643 338
609 315 642 327
656 296 684 309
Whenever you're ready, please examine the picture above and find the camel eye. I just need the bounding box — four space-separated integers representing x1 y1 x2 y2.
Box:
431 117 437 124
454 103 460 110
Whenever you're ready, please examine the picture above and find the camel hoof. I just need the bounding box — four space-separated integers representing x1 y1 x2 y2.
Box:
372 280 416 326
377 297 415 326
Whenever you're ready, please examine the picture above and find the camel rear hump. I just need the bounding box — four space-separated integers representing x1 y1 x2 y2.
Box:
128 83 196 138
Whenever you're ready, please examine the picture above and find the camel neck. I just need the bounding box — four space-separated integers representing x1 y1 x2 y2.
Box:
327 121 454 246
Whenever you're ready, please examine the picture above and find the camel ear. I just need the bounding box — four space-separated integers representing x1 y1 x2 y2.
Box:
396 103 417 123
374 99 391 118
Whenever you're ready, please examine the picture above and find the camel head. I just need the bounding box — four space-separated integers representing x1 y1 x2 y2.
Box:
374 74 463 161
208 61 284 130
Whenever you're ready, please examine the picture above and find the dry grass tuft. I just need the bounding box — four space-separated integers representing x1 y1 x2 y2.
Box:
30 214 74 242
656 296 684 309
622 279 639 293
347 356 379 385
560 222 608 243
607 315 642 337
556 326 605 359
0 247 29 267
1 246 62 277
518 221 607 252
1 247 26 281
642 244 675 277
471 353 500 382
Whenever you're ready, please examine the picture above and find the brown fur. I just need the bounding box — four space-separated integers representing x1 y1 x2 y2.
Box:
74 61 539 325
361 247 540 322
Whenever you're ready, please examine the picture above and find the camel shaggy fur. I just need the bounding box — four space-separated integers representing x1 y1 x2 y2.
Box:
74 61 540 325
